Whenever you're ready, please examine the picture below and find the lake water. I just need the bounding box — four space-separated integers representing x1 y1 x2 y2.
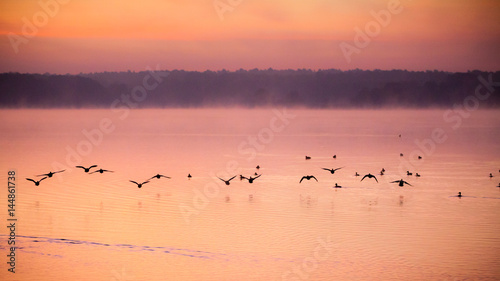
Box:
0 108 499 281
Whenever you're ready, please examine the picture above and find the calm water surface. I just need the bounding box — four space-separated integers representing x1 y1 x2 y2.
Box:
0 109 499 281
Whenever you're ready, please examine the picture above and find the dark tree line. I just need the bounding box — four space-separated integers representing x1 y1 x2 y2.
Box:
1 69 498 108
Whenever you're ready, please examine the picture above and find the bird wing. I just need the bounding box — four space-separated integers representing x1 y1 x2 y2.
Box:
89 165 98 169
26 178 36 183
89 170 98 174
55 170 65 173
373 176 378 183
161 175 170 178
254 174 262 179
36 173 49 177
130 180 139 185
228 175 237 182
103 170 114 173
311 176 318 181
217 177 225 182
241 175 249 180
75 166 85 169
322 168 332 172
300 176 306 183
334 167 345 171
390 180 400 184
39 177 47 182
361 175 368 181
403 181 412 186
142 181 150 185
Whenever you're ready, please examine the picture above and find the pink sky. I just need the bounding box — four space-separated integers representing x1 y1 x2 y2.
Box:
0 0 499 74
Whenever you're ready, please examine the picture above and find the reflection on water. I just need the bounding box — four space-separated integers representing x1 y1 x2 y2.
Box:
0 109 499 280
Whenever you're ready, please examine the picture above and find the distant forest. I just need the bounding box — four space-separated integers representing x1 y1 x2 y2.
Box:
1 69 499 108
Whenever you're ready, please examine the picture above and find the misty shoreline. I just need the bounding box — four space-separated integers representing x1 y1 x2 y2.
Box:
1 69 499 108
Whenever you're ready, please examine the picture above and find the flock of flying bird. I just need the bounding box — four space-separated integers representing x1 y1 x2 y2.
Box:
26 157 500 194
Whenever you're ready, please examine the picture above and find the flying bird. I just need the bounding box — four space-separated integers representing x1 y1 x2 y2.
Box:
241 174 261 183
322 167 344 174
26 177 47 186
391 179 412 187
361 173 378 183
218 176 237 185
37 170 65 178
76 165 98 173
300 175 318 183
149 174 171 180
90 169 114 174
130 180 149 188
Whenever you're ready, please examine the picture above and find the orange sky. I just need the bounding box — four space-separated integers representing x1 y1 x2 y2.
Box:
0 0 499 73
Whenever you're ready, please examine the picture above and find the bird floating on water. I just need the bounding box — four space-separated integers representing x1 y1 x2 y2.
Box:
26 177 47 186
149 174 170 180
37 170 65 178
218 176 237 185
361 173 378 183
333 183 342 188
305 156 311 160
256 165 260 169
187 174 192 179
458 192 462 198
90 169 113 174
407 171 413 176
76 165 97 173
130 180 149 188
354 172 360 177
415 173 421 177
300 175 318 183
241 174 261 183
391 179 412 187
489 173 494 178
322 167 344 174
333 155 336 159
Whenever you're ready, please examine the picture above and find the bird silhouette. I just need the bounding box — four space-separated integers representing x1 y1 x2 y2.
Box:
26 177 47 186
354 172 360 177
333 155 337 159
149 174 171 180
37 170 65 177
400 153 404 157
361 173 378 183
187 173 192 179
305 156 311 160
489 173 494 178
256 165 260 169
300 175 318 183
458 192 462 198
407 171 413 176
415 173 421 177
391 179 412 187
322 167 344 174
241 174 261 183
76 165 97 173
497 183 500 187
90 169 113 174
130 180 149 188
218 176 237 185
333 183 342 188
